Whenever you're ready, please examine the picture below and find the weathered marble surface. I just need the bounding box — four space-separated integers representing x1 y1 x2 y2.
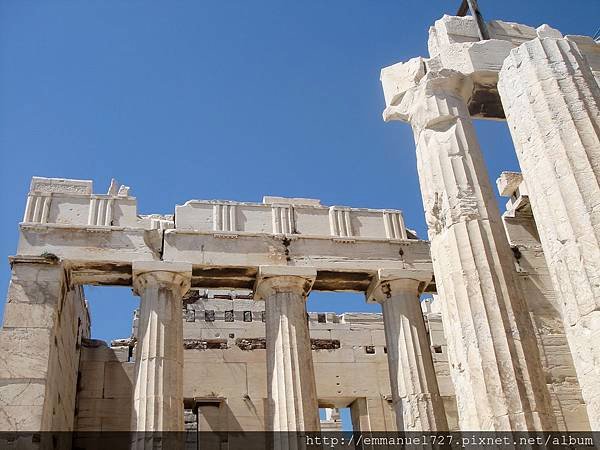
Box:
3 13 599 436
499 37 600 429
497 172 591 431
255 266 320 438
382 67 556 431
16 177 433 292
130 261 192 433
0 260 90 431
381 13 598 432
368 270 448 431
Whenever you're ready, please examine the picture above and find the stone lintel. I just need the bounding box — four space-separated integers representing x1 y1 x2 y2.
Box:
366 268 431 304
428 15 564 56
66 262 436 294
14 226 433 291
253 265 317 300
18 226 162 263
428 39 514 79
163 230 431 272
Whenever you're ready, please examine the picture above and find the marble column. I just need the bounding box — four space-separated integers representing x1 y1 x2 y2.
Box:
367 269 448 431
254 266 320 439
498 37 600 428
131 261 192 433
383 69 556 430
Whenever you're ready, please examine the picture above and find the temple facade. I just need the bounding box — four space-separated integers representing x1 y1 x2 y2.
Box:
0 10 598 444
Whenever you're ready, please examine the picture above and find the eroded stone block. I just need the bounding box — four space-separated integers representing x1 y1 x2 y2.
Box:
30 177 92 195
497 171 523 196
380 57 426 107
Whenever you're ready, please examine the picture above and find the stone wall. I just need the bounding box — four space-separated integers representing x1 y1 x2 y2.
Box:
74 291 462 432
45 285 90 431
0 259 90 432
74 341 133 431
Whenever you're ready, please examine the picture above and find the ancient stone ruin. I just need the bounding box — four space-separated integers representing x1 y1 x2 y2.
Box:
0 9 599 444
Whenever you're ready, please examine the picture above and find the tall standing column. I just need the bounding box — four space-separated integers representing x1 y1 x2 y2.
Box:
131 261 192 433
499 37 600 428
367 270 448 431
382 69 556 430
254 266 319 439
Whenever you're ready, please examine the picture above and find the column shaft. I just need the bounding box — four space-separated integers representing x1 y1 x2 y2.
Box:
371 276 448 431
131 261 191 433
255 267 319 442
266 291 319 431
499 37 600 428
404 71 556 430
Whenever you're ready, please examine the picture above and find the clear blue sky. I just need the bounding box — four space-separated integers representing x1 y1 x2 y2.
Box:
0 1 598 343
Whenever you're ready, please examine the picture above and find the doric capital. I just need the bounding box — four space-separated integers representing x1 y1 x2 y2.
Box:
383 69 473 130
366 269 432 304
254 266 316 300
132 261 192 297
417 69 472 100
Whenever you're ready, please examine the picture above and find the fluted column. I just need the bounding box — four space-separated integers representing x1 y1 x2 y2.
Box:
382 69 556 430
254 266 319 439
499 37 600 428
131 261 192 433
367 269 448 431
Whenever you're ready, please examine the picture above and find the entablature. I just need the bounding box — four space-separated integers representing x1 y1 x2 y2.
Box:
14 177 435 294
